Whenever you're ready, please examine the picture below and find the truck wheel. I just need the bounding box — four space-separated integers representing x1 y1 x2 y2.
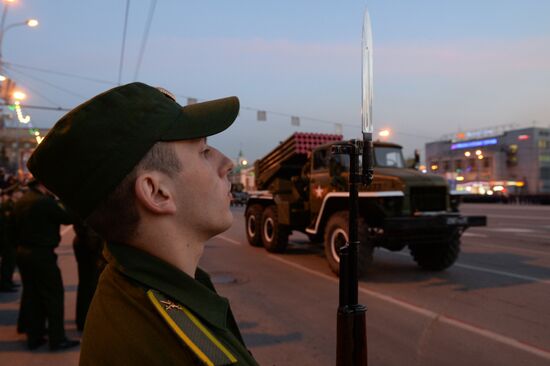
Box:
324 211 373 277
409 236 460 271
261 206 289 253
245 204 263 247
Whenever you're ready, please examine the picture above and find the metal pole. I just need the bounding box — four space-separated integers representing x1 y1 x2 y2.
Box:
0 3 9 66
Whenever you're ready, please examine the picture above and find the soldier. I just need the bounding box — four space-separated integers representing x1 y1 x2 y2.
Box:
28 82 260 365
14 180 79 350
72 219 106 331
0 188 18 292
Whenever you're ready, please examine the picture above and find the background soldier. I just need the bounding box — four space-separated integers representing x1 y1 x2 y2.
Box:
14 180 79 350
72 219 106 331
0 188 18 292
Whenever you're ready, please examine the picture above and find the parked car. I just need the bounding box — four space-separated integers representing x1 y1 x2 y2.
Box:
231 190 249 206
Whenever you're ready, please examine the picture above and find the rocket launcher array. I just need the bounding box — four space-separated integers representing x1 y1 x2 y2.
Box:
255 132 343 190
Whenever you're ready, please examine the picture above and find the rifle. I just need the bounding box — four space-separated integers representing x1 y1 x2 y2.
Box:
333 8 374 366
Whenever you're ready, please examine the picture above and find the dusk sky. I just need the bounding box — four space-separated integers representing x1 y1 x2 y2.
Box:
3 0 549 162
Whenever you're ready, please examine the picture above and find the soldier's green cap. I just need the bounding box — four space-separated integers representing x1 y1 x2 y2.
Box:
27 82 239 219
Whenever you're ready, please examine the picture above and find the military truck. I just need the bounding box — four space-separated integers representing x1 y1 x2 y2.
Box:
244 132 486 276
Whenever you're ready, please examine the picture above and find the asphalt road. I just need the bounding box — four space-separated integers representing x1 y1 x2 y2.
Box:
205 203 550 366
1 203 549 365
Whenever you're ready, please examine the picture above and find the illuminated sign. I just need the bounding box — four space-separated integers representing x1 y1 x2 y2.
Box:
518 135 529 141
451 138 497 150
453 129 498 142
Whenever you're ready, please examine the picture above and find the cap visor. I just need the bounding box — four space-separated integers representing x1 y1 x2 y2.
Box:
160 96 239 141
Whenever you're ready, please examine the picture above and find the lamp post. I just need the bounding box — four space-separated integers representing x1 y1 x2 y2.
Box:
0 0 39 71
0 0 38 175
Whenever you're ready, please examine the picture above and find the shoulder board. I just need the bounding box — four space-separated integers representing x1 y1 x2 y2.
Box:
147 289 238 366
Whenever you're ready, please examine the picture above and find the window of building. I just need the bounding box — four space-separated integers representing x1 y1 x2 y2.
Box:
467 158 476 171
454 159 462 171
541 167 550 180
483 157 491 169
443 160 450 171
539 140 549 150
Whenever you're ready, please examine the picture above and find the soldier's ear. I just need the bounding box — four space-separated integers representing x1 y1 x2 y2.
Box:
134 171 176 215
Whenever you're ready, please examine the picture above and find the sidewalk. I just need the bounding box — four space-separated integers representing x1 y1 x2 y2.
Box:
0 227 80 365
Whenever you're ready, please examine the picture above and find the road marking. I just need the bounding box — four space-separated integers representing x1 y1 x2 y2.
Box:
463 242 550 257
462 232 488 238
484 214 550 221
260 252 550 362
519 233 550 240
387 250 550 286
454 263 550 285
215 235 242 246
486 228 536 233
462 204 550 211
215 233 550 283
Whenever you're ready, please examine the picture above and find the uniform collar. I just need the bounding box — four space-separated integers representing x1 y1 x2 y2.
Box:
105 241 229 330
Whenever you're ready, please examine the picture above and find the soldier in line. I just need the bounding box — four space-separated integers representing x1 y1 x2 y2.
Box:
14 180 79 350
28 83 260 365
0 188 18 292
72 219 106 331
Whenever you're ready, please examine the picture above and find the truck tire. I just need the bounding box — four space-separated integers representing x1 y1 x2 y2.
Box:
261 206 289 253
324 211 373 277
409 236 460 271
245 204 263 247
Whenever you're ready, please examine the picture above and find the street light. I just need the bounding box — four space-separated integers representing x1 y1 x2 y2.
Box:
0 1 39 68
378 128 391 138
26 18 38 27
12 89 25 100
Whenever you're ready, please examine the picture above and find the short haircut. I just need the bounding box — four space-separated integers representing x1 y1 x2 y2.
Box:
86 141 182 242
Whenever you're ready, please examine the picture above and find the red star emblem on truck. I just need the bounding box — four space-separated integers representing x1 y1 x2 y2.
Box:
314 185 325 198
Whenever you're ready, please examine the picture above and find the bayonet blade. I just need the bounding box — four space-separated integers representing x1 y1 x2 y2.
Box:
362 9 373 134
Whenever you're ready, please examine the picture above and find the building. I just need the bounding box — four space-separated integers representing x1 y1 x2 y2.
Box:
425 126 550 195
0 126 48 175
229 149 256 191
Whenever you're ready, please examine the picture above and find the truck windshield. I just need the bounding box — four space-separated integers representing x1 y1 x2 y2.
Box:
328 146 405 171
374 147 405 168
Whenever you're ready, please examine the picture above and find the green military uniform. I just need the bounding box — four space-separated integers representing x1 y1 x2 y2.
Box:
14 185 73 348
0 192 17 290
80 242 259 366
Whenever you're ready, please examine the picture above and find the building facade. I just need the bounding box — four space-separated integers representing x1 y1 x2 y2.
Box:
425 126 550 195
0 126 48 175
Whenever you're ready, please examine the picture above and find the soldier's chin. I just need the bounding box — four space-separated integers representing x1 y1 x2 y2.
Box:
212 212 233 236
